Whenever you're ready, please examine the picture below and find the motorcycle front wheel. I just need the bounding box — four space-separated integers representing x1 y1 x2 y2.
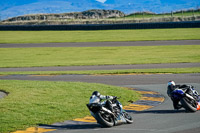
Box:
123 112 133 124
180 97 197 112
95 111 114 127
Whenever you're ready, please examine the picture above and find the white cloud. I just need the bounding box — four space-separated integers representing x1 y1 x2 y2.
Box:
96 0 107 3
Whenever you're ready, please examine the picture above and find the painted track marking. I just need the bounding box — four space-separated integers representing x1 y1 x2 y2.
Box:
11 127 56 133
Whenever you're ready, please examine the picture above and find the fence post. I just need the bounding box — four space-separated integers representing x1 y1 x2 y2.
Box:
123 14 125 23
143 12 144 20
192 9 195 17
181 10 183 18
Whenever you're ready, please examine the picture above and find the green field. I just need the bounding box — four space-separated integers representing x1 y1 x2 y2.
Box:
0 80 140 133
0 45 199 68
0 28 200 43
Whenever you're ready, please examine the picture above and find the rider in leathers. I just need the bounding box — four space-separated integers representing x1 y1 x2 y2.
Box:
167 81 200 110
89 91 114 115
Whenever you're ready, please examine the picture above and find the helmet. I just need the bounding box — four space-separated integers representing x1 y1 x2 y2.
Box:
92 91 100 97
168 81 175 86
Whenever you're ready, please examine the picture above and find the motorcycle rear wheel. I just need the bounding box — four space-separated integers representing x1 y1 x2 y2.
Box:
96 111 114 127
180 97 197 112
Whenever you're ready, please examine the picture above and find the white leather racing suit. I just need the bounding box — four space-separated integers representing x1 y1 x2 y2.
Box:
89 94 114 117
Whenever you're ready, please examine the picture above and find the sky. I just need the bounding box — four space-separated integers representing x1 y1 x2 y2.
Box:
96 0 107 3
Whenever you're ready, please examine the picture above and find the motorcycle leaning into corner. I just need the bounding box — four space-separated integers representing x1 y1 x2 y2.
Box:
87 92 133 127
168 81 200 112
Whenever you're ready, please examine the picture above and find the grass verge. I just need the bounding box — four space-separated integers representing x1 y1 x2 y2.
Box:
0 67 200 76
0 45 200 68
0 80 140 133
0 28 200 44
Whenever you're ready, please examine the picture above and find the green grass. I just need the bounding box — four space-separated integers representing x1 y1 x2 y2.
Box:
0 28 200 44
0 67 199 75
0 80 140 133
0 45 199 68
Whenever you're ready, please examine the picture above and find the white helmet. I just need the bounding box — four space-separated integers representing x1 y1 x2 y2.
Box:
168 81 175 86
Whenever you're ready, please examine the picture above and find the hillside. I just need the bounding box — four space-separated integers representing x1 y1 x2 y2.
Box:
1 9 199 25
0 0 199 20
3 9 125 22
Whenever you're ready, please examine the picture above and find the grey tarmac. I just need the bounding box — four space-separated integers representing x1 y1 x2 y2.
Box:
0 73 200 86
0 40 200 48
0 63 199 72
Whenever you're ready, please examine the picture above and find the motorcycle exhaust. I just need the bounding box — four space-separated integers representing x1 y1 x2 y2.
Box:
185 93 195 100
102 107 115 116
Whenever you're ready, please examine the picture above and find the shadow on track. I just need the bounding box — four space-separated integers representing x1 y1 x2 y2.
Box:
127 109 189 114
38 110 190 131
39 122 101 130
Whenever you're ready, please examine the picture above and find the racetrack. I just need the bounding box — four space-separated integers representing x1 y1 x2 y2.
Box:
1 74 200 133
2 74 199 133
0 40 200 48
1 40 200 133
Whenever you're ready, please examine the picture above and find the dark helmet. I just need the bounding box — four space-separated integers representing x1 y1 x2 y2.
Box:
92 91 100 97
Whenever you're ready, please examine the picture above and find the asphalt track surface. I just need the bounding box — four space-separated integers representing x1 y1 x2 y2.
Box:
0 40 200 48
0 63 199 72
1 40 200 133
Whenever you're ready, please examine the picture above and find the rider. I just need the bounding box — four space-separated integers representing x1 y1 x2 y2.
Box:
89 91 114 112
167 81 200 110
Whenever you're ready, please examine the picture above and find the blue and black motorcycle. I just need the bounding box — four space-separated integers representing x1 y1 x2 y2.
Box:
171 86 200 112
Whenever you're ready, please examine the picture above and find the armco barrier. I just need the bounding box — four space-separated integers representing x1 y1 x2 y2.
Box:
0 21 200 31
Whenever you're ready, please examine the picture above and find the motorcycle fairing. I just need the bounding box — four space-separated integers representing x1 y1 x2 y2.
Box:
172 89 185 99
197 102 200 111
114 114 127 125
